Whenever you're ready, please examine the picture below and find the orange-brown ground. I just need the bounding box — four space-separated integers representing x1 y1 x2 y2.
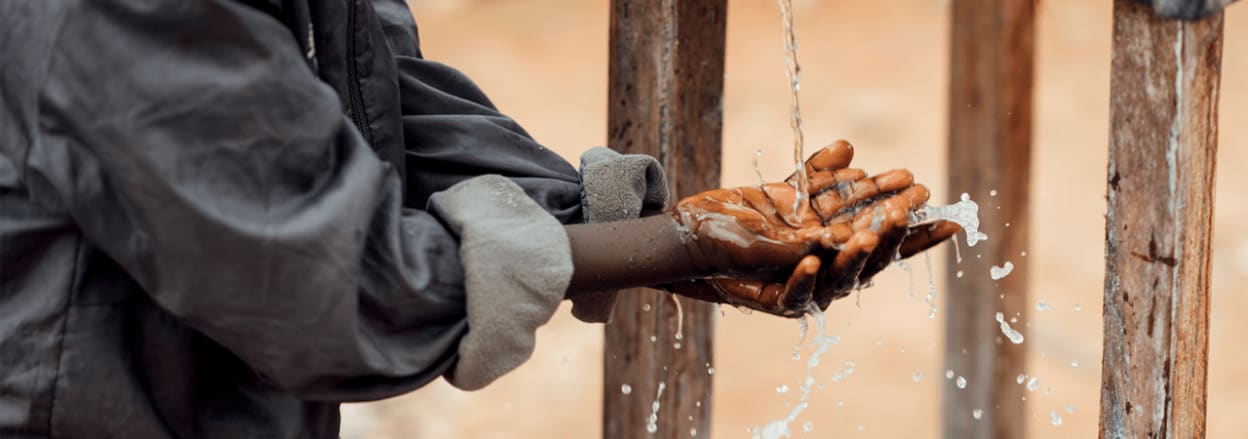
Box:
339 1 1248 437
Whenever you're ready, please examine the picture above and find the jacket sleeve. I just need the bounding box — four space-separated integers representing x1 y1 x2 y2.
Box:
373 0 669 324
33 0 571 399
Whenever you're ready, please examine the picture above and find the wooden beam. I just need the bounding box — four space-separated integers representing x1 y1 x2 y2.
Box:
1100 1 1222 437
943 1 1034 438
602 1 726 438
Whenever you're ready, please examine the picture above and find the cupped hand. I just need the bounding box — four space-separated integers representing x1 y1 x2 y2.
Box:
662 140 960 317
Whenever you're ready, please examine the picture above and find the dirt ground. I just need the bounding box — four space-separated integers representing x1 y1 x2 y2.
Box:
339 1 1248 437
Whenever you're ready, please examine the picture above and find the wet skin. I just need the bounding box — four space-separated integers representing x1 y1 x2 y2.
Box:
565 140 960 317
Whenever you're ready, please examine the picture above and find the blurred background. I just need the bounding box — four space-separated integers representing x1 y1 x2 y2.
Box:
340 0 1248 437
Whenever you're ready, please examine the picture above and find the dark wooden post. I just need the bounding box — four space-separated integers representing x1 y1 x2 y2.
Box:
602 0 726 438
943 1 1034 438
1100 1 1223 437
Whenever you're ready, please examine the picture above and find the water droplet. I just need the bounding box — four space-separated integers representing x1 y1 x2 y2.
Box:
1050 410 1063 426
913 372 923 382
956 270 964 278
1026 377 1039 392
643 303 652 312
1021 251 1028 256
995 312 1025 344
1065 404 1075 414
1071 360 1079 368
1016 374 1026 384
776 384 789 394
803 421 814 432
990 262 1014 280
621 384 632 395
674 342 682 350
650 335 657 343
989 189 998 197
1035 300 1052 311
707 367 715 375
946 370 955 379
857 424 865 431
956 376 967 389
1074 304 1082 311
972 409 983 420
646 382 666 434
690 427 697 437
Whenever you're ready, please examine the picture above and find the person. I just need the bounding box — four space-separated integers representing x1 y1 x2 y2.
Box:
0 0 958 437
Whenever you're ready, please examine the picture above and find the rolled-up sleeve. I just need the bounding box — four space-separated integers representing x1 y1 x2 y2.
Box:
34 0 501 400
375 1 669 327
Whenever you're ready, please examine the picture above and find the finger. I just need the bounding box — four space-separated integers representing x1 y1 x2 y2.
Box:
858 212 910 281
849 184 931 231
812 174 882 221
872 169 914 194
807 140 855 171
787 140 855 184
777 255 821 315
807 168 866 196
799 222 854 249
898 220 962 259
816 231 879 309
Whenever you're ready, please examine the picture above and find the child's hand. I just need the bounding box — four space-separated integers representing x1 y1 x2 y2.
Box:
663 141 960 316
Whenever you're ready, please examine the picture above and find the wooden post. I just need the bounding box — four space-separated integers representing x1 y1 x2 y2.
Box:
1100 1 1223 437
602 1 726 438
943 1 1034 438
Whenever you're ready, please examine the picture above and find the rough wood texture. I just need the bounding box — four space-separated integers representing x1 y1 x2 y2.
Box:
943 1 1034 438
1100 2 1222 438
1131 0 1238 20
602 1 725 438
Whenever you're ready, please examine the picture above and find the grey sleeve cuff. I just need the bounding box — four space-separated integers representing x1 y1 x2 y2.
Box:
428 175 573 391
570 147 669 323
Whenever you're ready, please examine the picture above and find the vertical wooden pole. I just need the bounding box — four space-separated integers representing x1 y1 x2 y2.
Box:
944 1 1034 438
602 1 725 438
1101 1 1222 437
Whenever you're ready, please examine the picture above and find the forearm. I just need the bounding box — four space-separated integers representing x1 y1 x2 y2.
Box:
564 214 697 297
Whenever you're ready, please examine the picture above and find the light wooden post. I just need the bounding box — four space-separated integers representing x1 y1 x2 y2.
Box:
1100 1 1223 437
602 0 726 437
943 1 1035 438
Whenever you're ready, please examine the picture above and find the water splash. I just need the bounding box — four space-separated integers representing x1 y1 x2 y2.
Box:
919 193 988 247
995 312 1025 344
751 304 835 439
646 382 666 434
990 262 1014 280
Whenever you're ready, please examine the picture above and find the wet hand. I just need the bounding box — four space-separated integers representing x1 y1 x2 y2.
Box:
791 140 961 308
664 140 960 317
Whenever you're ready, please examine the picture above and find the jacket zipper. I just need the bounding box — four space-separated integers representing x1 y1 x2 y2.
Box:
345 0 373 145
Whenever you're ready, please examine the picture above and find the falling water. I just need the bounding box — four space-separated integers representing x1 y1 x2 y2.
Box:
752 304 835 439
776 0 808 225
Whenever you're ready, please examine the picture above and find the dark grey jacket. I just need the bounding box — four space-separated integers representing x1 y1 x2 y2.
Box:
0 0 664 437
